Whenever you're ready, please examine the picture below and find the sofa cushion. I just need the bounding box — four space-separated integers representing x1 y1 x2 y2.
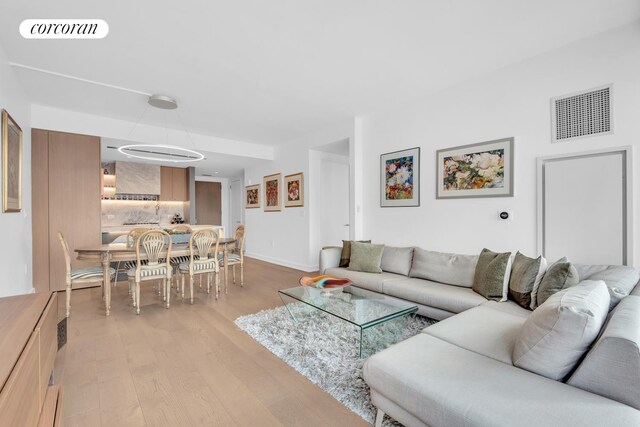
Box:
509 252 547 309
363 333 640 427
380 246 414 276
409 248 478 288
347 242 384 273
423 305 526 364
534 257 580 307
568 295 640 410
383 278 485 314
513 280 610 381
339 240 370 267
472 248 512 301
324 267 405 293
480 300 531 319
574 264 640 311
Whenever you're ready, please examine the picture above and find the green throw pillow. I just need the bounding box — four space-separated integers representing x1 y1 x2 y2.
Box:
509 252 547 310
339 240 371 267
534 257 580 308
472 248 512 301
348 242 385 273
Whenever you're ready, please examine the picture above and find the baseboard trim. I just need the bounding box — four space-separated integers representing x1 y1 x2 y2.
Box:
244 252 318 272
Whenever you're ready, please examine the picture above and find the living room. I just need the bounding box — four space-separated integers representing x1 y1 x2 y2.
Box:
1 2 640 426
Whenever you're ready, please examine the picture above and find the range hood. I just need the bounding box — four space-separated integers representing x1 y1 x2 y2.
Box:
115 161 161 195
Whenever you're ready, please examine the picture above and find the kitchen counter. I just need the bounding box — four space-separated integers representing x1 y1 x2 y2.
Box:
101 224 225 244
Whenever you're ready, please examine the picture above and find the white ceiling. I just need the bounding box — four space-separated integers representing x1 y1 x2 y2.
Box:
1 1 639 148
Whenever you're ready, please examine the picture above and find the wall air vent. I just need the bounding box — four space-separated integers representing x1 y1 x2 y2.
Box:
551 85 612 143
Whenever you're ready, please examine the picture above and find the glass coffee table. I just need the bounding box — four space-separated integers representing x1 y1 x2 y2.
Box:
278 285 418 357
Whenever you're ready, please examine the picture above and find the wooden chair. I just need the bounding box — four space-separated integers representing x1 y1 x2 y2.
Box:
169 225 193 293
58 232 115 317
127 230 172 314
218 225 246 288
112 227 152 296
178 229 220 303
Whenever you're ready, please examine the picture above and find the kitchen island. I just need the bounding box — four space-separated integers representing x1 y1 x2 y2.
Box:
101 224 225 244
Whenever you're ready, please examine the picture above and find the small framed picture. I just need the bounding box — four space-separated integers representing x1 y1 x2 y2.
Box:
380 147 420 207
284 172 304 208
436 137 514 199
263 173 281 212
2 110 22 213
245 184 260 208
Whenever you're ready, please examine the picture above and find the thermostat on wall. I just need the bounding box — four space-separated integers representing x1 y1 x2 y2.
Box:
498 210 513 221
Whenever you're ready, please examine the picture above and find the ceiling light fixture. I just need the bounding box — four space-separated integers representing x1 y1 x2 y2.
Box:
118 94 204 163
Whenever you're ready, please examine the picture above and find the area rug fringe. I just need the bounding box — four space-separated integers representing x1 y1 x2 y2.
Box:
235 305 435 426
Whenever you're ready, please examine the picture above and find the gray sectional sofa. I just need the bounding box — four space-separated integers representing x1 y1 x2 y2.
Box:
318 246 640 427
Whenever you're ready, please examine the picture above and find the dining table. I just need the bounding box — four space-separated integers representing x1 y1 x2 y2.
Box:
75 237 237 315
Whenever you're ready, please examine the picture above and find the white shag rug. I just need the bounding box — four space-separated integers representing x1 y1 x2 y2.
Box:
235 305 435 426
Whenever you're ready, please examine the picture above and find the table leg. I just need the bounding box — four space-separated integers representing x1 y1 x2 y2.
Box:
224 245 229 294
102 254 111 316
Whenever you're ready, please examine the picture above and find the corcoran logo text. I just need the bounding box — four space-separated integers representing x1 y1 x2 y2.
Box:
20 19 109 39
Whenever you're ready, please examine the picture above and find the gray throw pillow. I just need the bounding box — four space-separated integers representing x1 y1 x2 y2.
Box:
472 248 512 301
513 280 610 381
348 242 385 273
380 246 414 276
509 252 547 309
583 265 640 311
409 248 478 287
339 240 371 267
535 257 579 308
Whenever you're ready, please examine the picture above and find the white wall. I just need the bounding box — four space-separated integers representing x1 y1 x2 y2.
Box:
244 120 355 271
244 144 311 270
0 44 32 296
361 23 640 267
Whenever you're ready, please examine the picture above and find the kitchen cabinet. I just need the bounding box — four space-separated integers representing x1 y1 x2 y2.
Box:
160 166 188 201
31 130 102 292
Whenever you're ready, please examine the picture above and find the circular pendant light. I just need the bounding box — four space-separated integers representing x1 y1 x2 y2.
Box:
118 94 204 162
117 144 204 162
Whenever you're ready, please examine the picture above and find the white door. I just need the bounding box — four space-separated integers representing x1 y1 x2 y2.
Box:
230 179 242 235
539 149 629 265
319 160 350 246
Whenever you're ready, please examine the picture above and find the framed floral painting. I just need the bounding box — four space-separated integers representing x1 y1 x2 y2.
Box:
284 172 304 207
436 137 514 199
263 173 281 211
2 110 22 213
245 184 260 208
380 147 420 207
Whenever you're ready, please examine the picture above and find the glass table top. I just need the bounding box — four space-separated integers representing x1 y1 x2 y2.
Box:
278 285 418 329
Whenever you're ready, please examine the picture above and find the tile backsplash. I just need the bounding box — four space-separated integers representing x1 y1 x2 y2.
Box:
102 200 187 226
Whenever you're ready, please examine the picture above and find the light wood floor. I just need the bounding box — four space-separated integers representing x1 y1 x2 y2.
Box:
55 258 370 427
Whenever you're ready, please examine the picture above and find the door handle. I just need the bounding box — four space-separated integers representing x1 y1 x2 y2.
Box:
343 224 350 226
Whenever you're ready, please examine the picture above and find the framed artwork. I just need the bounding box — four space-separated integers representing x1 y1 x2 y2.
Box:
284 172 304 208
245 184 260 208
263 173 281 211
436 137 514 199
380 147 420 207
2 110 22 213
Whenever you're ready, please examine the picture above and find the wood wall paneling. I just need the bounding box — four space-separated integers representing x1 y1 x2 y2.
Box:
31 130 50 293
195 181 222 225
160 166 173 201
172 167 188 201
47 131 101 292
